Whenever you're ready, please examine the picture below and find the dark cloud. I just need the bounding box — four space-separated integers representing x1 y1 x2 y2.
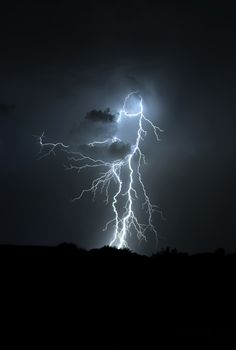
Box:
108 140 131 159
70 108 118 145
85 108 117 123
0 104 16 117
70 107 131 160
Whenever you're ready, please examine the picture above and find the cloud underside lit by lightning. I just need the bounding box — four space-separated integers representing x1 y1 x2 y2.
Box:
37 92 163 249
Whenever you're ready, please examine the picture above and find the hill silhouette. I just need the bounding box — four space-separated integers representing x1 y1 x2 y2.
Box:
0 244 235 346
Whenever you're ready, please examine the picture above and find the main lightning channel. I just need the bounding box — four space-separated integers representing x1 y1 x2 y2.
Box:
36 92 163 249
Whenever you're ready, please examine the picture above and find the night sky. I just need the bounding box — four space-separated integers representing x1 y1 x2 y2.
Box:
0 0 235 254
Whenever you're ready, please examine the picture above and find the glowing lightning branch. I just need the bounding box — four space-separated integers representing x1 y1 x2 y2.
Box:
36 132 69 159
37 92 163 249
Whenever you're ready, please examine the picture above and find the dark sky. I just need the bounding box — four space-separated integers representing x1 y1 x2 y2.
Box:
0 0 235 254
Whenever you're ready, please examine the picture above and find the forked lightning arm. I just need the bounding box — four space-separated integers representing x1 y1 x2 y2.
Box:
36 92 163 249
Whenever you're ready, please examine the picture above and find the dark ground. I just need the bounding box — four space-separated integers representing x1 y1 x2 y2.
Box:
1 244 235 347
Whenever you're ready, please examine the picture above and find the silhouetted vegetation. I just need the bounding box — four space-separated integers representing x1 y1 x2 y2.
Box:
0 243 235 261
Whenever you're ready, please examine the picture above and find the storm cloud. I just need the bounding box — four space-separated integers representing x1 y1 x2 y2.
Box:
69 107 132 160
108 140 131 159
70 108 118 145
85 108 117 123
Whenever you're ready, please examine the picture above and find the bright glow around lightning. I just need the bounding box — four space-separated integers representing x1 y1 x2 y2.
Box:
36 92 163 249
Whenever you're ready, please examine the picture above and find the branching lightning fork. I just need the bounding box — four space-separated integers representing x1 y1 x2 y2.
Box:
36 92 163 249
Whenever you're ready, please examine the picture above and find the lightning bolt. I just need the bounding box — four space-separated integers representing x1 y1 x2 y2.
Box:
36 92 163 249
